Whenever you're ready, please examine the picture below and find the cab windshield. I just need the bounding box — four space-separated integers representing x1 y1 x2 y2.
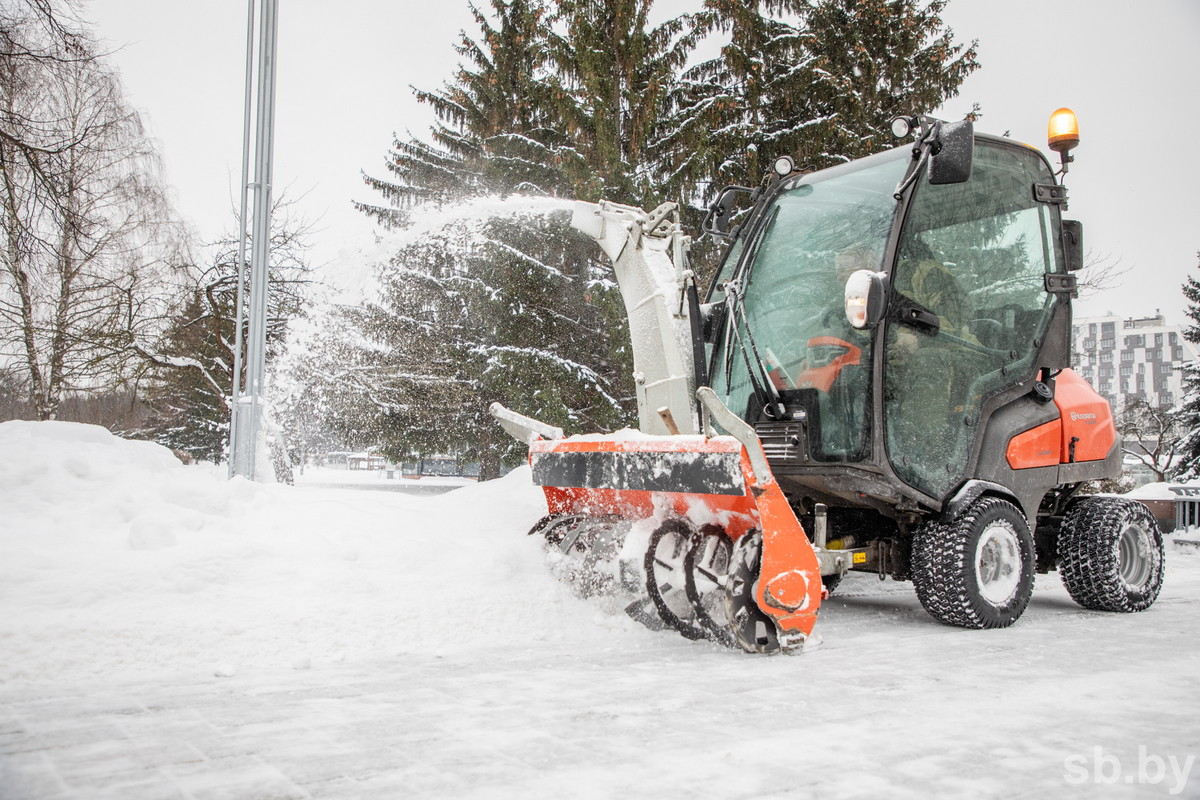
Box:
708 148 908 460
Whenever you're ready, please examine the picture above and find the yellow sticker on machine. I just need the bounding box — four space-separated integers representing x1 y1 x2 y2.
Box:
853 552 867 564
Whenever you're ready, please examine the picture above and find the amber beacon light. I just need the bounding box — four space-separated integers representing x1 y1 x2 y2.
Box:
1048 108 1080 153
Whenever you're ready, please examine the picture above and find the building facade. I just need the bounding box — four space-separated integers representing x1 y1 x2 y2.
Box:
1071 313 1198 411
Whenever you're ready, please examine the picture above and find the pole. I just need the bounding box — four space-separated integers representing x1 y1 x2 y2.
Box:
230 0 279 480
228 0 256 477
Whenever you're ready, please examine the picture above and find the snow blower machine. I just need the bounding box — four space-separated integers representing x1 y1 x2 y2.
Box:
491 110 1165 654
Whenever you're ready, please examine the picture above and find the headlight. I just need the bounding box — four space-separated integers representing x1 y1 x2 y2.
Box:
844 270 887 329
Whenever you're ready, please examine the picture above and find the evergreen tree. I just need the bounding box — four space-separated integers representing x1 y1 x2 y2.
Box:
142 210 311 463
655 0 815 203
546 0 691 205
655 0 978 205
1172 252 1200 480
143 283 237 461
356 0 566 223
326 0 671 477
284 207 630 478
802 0 979 162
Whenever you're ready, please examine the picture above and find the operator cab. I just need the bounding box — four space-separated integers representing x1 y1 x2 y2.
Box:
705 124 1079 515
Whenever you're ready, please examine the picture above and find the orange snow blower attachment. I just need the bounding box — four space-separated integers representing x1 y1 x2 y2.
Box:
493 385 845 654
528 430 824 651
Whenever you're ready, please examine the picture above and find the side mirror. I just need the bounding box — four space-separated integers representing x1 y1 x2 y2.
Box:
845 270 888 329
928 120 974 185
1061 219 1084 271
702 185 756 238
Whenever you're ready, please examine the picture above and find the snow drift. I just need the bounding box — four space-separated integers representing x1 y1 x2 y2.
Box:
0 421 653 686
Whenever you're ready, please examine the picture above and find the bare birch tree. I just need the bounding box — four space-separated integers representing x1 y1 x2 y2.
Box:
1117 398 1184 484
0 0 187 419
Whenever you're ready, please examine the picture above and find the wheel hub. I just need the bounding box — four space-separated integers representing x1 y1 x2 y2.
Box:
1118 523 1153 591
974 522 1021 606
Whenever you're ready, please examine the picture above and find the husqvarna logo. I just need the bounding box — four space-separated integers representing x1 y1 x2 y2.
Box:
1071 412 1097 422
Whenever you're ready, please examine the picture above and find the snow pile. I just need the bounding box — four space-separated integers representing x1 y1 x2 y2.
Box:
1125 481 1190 501
0 421 646 686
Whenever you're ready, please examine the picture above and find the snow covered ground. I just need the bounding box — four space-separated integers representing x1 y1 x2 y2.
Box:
1 421 1198 798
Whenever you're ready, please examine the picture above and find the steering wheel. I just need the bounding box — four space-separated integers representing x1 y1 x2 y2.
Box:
794 337 863 393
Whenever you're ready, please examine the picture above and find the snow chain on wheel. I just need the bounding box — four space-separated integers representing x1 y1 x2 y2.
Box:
1058 497 1164 613
911 496 1035 629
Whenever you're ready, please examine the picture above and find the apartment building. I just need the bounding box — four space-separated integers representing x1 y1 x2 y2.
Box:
1071 312 1197 411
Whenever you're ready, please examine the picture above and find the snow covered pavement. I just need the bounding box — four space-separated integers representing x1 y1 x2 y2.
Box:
1 422 1198 798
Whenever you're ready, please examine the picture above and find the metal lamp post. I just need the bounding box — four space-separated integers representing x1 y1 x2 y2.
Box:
229 0 279 480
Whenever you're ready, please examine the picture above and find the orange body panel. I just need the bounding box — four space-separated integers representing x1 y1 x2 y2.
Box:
528 434 822 638
1005 370 1117 469
1006 420 1062 469
751 478 823 635
1053 368 1117 462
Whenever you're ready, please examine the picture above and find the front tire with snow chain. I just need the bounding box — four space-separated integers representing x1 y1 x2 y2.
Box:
912 497 1035 629
1058 497 1163 613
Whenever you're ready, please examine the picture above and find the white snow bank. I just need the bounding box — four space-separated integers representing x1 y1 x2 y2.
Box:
1125 481 1186 500
0 421 648 686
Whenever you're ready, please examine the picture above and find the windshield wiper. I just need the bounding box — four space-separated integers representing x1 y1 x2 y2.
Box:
721 279 787 420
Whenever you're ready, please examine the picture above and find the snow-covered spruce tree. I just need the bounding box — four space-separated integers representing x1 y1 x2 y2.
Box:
274 228 481 463
654 0 816 204
545 0 691 206
655 0 977 204
801 0 979 162
335 0 673 478
1172 252 1200 480
357 0 569 221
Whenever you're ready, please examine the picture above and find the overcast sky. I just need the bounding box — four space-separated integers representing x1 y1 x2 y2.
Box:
84 0 1199 323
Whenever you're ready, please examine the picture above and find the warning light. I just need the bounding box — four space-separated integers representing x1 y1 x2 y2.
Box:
1047 108 1080 154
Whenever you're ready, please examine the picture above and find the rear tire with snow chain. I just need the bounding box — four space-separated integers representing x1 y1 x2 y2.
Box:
912 497 1035 629
1058 497 1163 613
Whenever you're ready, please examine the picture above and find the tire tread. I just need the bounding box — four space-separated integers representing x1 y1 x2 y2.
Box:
912 496 1035 629
1058 497 1163 613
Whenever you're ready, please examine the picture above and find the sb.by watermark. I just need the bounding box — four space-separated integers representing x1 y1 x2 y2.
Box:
1064 746 1195 795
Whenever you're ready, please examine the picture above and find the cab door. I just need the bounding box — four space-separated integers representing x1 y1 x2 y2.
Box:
883 141 1066 500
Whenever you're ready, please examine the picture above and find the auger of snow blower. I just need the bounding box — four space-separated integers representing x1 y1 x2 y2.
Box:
493 110 1165 654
